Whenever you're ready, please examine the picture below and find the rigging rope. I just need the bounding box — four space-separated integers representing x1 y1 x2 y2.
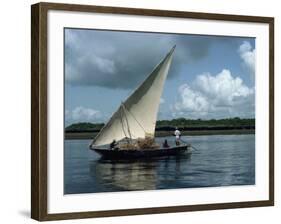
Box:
120 104 134 142
121 103 149 135
122 104 133 140
119 106 128 139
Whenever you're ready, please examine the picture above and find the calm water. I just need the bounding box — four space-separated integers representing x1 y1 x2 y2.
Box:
64 135 255 194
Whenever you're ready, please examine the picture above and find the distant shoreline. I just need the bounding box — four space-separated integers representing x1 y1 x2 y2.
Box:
65 129 255 140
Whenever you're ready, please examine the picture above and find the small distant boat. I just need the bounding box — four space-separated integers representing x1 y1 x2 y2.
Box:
89 46 191 159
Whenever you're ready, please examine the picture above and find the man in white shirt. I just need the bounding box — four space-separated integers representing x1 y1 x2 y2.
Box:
174 127 181 145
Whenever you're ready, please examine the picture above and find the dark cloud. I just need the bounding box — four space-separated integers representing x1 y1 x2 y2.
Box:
65 29 231 89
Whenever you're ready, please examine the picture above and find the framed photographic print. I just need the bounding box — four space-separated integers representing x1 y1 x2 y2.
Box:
31 2 274 221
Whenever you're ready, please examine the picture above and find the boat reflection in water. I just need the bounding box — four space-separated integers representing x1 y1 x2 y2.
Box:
89 154 191 192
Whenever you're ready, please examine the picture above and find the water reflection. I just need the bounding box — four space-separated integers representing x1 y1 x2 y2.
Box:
89 154 191 191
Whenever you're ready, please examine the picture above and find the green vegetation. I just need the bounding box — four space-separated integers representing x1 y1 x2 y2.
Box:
65 117 255 133
65 122 104 132
156 117 254 128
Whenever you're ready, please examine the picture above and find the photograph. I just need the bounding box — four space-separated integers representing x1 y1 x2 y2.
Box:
63 28 256 194
31 2 274 220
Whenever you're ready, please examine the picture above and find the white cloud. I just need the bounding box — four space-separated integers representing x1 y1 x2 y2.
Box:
174 84 209 116
173 69 255 119
238 41 255 76
65 106 102 123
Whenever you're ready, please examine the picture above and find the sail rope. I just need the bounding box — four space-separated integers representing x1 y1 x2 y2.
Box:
121 103 149 135
120 104 133 142
119 108 128 139
122 105 133 140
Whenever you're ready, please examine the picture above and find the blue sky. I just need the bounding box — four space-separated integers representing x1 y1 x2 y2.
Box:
64 28 255 125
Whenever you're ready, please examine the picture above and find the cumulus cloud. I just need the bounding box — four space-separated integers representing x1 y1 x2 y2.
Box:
65 29 218 89
65 106 102 123
238 41 255 77
173 69 255 119
174 84 209 116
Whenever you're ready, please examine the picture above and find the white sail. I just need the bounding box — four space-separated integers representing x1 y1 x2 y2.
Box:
92 46 176 146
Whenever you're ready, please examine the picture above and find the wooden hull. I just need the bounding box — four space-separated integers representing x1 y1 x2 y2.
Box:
90 145 191 159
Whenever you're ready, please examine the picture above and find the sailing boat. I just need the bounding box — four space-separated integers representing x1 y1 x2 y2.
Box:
89 45 191 159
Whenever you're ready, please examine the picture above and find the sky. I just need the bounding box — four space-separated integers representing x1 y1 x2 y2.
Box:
64 28 255 125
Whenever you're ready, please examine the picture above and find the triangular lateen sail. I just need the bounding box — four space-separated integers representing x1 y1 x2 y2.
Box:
91 46 176 146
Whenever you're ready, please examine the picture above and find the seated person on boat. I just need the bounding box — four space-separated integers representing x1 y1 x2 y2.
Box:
162 139 170 148
110 139 119 150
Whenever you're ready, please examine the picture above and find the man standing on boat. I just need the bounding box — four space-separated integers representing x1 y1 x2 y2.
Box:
174 127 181 146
